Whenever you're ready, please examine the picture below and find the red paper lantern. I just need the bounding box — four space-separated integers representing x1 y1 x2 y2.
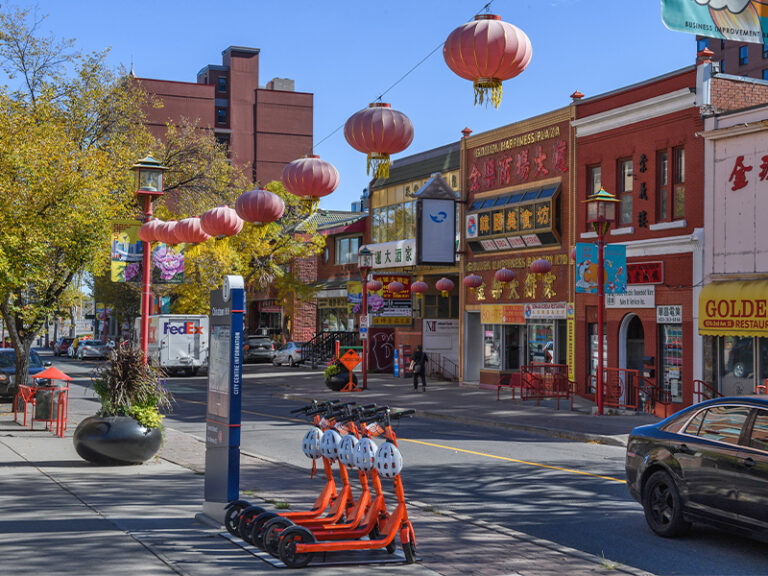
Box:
366 279 383 292
387 281 405 294
494 268 516 284
235 188 285 225
411 281 428 294
200 205 243 238
435 277 454 298
344 102 414 179
463 274 483 290
282 155 339 201
173 217 211 244
155 220 178 245
138 219 162 243
443 14 532 108
530 258 552 274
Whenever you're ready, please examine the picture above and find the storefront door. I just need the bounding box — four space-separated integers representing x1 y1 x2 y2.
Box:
504 325 522 370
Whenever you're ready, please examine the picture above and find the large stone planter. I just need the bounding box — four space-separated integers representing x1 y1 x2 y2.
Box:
73 415 162 465
325 371 358 391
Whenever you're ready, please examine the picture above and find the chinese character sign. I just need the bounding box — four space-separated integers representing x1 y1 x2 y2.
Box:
370 274 412 326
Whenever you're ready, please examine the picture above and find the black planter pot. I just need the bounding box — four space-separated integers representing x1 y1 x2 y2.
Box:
73 415 162 465
325 371 358 391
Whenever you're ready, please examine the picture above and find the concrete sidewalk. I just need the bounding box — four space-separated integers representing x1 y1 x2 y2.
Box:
0 364 657 576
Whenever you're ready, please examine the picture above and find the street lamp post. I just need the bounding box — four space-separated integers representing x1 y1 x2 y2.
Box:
131 156 167 359
585 186 619 416
358 246 373 391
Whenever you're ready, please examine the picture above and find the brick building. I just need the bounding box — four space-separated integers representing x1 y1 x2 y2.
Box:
138 46 313 185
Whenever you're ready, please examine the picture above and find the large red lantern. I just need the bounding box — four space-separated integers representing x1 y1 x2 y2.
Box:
387 281 405 294
173 217 211 244
234 188 285 225
200 205 243 238
464 274 483 291
494 268 516 284
155 220 178 245
344 102 414 179
366 279 383 292
411 281 428 294
138 219 162 243
435 277 454 298
282 155 339 211
443 14 532 108
530 258 552 274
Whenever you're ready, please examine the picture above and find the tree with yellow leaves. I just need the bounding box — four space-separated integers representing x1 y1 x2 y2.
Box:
0 7 151 387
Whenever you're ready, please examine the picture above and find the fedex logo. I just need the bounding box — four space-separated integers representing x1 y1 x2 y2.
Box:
163 322 204 335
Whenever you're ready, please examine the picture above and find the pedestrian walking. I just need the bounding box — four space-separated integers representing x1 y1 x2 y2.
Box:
410 345 428 392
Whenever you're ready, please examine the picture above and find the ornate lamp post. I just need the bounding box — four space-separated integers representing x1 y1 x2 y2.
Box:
358 246 373 391
131 156 167 359
585 186 619 415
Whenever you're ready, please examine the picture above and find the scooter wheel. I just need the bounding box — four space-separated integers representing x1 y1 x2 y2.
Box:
279 526 316 569
262 517 295 557
402 540 416 564
369 524 397 554
237 505 265 541
249 511 278 547
224 500 250 537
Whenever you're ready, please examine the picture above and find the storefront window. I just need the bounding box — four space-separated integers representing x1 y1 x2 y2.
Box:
721 336 754 396
660 324 683 403
504 325 521 370
703 335 717 387
528 322 554 364
483 325 502 369
760 338 768 384
588 323 606 394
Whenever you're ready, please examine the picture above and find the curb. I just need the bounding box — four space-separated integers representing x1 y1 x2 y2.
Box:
271 391 629 447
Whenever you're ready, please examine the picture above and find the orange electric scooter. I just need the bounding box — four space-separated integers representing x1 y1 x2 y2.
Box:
260 405 394 557
237 402 362 545
224 400 352 539
277 408 416 568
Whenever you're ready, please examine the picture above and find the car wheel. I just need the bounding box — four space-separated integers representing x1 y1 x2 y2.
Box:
272 359 280 367
733 362 747 379
642 470 690 538
289 356 296 367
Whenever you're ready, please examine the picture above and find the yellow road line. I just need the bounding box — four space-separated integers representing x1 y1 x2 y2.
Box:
175 398 624 483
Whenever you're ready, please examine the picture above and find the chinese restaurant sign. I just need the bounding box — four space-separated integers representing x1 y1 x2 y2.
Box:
480 304 525 324
370 274 412 326
661 0 768 45
628 262 664 285
365 239 416 269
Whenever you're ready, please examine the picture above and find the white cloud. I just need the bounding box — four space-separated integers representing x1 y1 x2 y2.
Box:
695 0 752 13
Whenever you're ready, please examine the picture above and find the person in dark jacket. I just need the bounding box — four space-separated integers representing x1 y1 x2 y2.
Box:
410 345 428 392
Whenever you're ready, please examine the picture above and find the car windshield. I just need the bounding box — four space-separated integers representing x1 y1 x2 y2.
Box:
0 350 43 368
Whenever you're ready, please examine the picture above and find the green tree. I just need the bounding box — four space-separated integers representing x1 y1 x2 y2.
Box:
0 7 150 386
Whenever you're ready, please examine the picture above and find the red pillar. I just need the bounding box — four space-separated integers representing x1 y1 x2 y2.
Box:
140 195 153 361
596 230 605 415
362 276 368 390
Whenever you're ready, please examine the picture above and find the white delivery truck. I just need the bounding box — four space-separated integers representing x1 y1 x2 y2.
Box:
135 314 209 376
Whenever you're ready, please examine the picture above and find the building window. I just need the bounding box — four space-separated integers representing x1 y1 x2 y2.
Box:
763 45 768 59
423 294 459 319
656 150 669 221
618 158 633 226
697 38 709 52
660 324 683 403
216 107 227 124
673 147 685 220
451 174 457 188
334 236 361 265
217 76 227 92
721 39 726 50
589 165 601 195
740 45 748 65
720 59 725 73
483 325 502 369
762 69 768 80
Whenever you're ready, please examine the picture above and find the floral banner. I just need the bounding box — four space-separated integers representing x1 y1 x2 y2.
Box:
110 220 185 284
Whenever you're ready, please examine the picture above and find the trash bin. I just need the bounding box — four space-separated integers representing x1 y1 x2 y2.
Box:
34 381 55 421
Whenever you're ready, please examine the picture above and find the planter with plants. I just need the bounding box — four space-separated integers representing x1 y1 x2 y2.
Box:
324 360 357 392
73 345 173 465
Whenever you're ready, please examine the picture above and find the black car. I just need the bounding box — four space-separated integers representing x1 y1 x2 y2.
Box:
0 349 51 400
626 396 768 541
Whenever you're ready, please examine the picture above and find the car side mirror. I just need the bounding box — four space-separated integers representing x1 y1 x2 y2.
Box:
44 361 52 367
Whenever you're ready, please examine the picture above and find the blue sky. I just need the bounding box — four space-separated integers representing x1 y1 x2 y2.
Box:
26 0 694 212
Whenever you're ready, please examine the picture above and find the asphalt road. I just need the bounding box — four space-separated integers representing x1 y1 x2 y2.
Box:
51 355 768 575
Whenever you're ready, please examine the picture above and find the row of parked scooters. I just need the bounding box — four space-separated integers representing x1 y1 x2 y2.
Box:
223 400 416 568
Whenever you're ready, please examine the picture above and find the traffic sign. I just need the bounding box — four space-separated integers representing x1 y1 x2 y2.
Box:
360 315 369 328
340 349 362 371
359 327 368 339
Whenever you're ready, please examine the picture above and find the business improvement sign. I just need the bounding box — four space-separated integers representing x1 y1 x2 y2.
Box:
662 0 768 45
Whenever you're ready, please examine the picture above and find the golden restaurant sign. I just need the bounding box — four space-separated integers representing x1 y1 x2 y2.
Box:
699 280 768 337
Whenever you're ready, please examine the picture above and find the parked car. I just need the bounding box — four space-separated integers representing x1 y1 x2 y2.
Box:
0 349 51 400
272 342 306 367
53 337 74 357
244 336 275 363
626 396 768 542
76 340 109 361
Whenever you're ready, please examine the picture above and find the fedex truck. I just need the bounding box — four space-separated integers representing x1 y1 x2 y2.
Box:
135 315 209 376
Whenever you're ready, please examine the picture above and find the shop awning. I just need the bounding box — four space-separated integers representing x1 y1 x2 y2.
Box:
699 280 768 337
